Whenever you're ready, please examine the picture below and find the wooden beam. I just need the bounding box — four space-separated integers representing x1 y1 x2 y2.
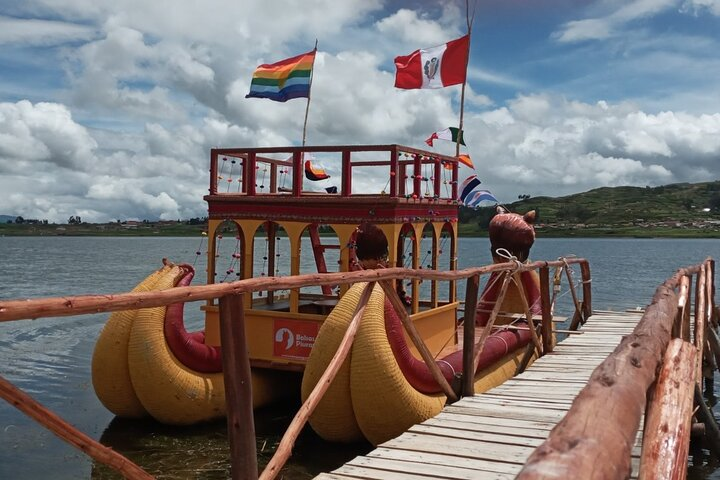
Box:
695 265 707 387
461 274 480 397
379 281 457 402
259 282 375 480
580 261 592 319
639 339 696 480
539 266 554 354
681 275 692 342
0 374 153 479
472 273 512 373
517 280 679 480
219 294 257 480
0 258 593 323
513 273 543 356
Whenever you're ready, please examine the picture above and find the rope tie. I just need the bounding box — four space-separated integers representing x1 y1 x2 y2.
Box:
494 248 523 273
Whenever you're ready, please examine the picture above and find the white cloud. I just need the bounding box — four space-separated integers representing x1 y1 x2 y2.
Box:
681 0 720 15
375 8 463 47
464 94 720 199
0 100 97 171
0 16 96 45
553 0 678 42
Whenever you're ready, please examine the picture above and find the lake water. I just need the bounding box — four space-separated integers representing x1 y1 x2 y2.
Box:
0 236 719 479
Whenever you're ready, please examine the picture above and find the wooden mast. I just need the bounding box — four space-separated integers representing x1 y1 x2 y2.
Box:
301 39 318 147
455 0 475 158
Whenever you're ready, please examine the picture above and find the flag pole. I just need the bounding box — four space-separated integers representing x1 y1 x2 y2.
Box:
301 39 318 147
456 0 476 157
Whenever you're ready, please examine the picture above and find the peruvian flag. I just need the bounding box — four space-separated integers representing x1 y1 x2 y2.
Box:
394 35 469 89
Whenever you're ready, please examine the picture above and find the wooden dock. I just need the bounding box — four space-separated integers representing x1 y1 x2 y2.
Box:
316 310 645 480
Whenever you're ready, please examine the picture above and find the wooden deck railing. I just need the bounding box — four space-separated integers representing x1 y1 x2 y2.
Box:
518 258 718 480
0 256 592 480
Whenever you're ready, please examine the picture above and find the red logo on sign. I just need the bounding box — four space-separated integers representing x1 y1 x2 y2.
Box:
273 319 319 359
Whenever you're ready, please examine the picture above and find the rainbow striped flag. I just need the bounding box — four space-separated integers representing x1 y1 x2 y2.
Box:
246 49 316 102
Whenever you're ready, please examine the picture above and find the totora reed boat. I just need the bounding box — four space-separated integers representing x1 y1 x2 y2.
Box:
91 144 543 446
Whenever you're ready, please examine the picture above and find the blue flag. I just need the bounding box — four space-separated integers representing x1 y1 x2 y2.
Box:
458 175 481 203
465 190 499 207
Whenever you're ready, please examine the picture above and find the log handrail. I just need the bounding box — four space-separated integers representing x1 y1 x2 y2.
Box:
0 374 154 480
0 256 593 480
0 258 591 322
517 258 716 479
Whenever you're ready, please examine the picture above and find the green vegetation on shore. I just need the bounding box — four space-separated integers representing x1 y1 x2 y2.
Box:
2 181 720 238
460 180 720 238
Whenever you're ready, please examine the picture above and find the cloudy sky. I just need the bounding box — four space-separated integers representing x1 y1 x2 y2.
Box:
1 0 719 222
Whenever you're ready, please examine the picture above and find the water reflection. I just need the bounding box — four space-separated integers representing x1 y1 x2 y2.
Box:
90 401 371 479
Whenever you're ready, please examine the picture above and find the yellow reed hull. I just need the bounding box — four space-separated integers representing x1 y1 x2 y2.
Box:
301 282 536 446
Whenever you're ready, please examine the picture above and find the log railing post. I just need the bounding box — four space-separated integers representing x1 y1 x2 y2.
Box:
539 266 553 354
219 294 258 480
461 274 480 397
566 261 584 331
675 275 689 340
580 261 592 320
710 258 718 328
517 281 679 479
695 266 707 387
707 259 715 328
682 275 692 342
549 266 564 314
639 339 696 480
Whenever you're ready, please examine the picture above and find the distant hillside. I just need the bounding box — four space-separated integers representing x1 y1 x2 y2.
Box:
458 180 720 237
510 180 720 224
0 215 17 223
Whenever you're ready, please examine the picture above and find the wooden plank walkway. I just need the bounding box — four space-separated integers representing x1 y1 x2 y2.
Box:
316 310 644 480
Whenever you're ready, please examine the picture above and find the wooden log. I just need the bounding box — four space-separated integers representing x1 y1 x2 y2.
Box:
539 266 554 353
694 383 720 457
580 261 592 320
674 275 689 340
513 273 543 356
379 280 457 402
682 276 692 342
0 259 591 323
517 280 679 480
695 266 707 387
0 374 153 479
259 282 375 480
549 266 564 315
707 259 715 328
639 339 696 480
568 308 584 332
219 294 257 480
472 273 512 370
461 274 480 397
710 259 718 328
564 262 583 325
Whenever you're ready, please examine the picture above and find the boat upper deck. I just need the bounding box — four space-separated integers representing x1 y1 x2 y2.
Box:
205 144 462 223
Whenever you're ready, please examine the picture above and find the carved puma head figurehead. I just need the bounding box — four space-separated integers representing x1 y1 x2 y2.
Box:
488 206 536 262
